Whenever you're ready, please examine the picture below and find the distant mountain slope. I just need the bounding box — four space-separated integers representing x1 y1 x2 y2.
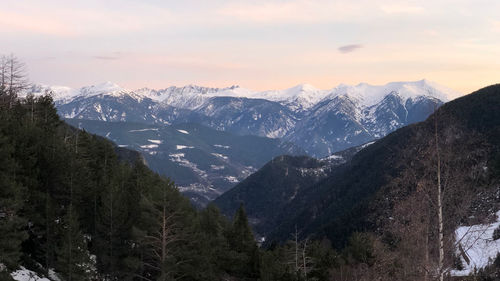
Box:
29 80 457 157
66 119 304 206
269 84 500 246
285 88 444 156
214 143 368 236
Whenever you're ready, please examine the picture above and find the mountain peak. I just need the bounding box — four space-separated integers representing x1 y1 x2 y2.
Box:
292 83 318 92
89 81 125 92
327 80 458 107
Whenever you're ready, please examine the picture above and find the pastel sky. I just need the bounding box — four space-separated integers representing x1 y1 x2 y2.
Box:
2 0 500 97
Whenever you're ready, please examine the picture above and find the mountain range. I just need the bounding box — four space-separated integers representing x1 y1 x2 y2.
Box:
27 80 458 204
30 79 457 157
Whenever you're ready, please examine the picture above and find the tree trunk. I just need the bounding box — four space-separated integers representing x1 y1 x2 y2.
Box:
435 111 444 281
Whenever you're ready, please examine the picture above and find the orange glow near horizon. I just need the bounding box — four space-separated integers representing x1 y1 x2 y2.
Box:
2 0 499 99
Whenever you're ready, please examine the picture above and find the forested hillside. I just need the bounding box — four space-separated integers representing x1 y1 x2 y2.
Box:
0 89 263 280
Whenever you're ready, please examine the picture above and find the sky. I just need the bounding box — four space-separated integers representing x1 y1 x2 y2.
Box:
1 0 500 97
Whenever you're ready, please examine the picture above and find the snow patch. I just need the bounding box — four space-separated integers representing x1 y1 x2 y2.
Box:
148 139 163 144
361 141 375 148
140 144 158 149
177 129 189 134
169 153 185 159
323 154 343 161
176 145 194 150
169 153 208 179
225 176 239 183
213 144 230 149
11 267 51 281
211 153 229 160
129 128 158 132
210 165 225 170
451 210 500 276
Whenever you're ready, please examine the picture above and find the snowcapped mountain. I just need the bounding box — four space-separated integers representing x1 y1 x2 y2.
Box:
28 79 459 157
284 81 450 156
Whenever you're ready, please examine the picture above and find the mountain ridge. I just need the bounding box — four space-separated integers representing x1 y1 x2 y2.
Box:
28 80 457 157
29 79 458 109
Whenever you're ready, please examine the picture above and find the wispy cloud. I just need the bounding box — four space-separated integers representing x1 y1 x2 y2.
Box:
338 44 363 53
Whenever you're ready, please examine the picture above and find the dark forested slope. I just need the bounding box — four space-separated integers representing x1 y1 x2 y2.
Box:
268 84 500 247
214 144 366 237
0 93 261 281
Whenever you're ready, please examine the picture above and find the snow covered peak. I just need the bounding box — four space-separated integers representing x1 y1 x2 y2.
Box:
326 80 457 107
79 81 127 96
29 79 458 112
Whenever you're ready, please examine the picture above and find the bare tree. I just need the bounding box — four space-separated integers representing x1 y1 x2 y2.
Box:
286 226 314 280
140 184 185 281
0 54 30 108
434 109 445 281
367 107 493 281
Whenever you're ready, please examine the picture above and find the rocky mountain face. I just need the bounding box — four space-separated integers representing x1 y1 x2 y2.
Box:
29 80 456 158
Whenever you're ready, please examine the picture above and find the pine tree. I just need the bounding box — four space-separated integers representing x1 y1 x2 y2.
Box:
55 209 93 281
95 163 142 280
225 204 260 279
0 118 27 269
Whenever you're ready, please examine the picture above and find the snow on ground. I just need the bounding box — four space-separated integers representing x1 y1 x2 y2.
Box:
177 129 189 134
361 141 375 148
11 267 51 281
169 153 208 179
322 154 343 161
176 145 194 150
118 144 128 147
225 176 239 183
211 153 229 160
128 128 158 132
148 139 163 144
213 144 230 149
210 165 225 170
169 153 185 159
140 144 158 149
451 210 500 276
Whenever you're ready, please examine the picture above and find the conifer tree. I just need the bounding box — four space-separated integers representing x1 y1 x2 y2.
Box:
226 204 260 279
0 120 27 269
55 209 93 281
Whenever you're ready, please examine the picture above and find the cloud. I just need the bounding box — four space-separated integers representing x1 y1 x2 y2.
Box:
338 44 363 53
